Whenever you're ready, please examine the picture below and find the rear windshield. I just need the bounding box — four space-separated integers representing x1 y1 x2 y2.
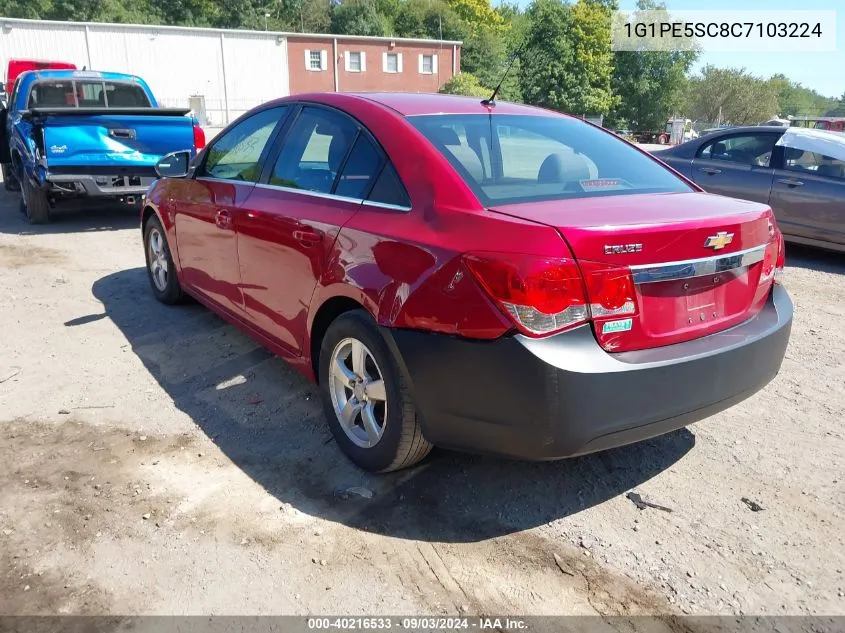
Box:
27 80 151 108
408 113 693 205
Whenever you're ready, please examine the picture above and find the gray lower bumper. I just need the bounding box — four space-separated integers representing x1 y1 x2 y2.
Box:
383 285 793 460
47 174 155 197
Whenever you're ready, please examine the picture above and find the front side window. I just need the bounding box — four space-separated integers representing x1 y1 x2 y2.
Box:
409 113 693 205
698 133 779 167
269 107 358 194
202 106 287 182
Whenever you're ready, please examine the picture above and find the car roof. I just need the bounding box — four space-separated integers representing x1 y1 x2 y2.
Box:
29 69 141 82
291 91 564 118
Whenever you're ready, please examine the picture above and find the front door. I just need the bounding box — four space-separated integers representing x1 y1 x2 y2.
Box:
690 132 780 204
173 106 289 315
237 105 386 354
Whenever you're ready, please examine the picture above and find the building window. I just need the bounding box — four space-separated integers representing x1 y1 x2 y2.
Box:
305 49 327 71
383 52 402 73
345 51 366 72
419 54 437 74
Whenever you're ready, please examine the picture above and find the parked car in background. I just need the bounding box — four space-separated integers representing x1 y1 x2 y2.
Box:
653 125 845 253
0 69 206 223
141 92 792 473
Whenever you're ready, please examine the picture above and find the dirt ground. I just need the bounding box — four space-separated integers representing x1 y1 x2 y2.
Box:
0 188 843 620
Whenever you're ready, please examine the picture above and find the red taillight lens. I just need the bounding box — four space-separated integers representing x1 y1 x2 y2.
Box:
774 228 786 285
193 124 206 151
579 261 637 318
463 253 589 336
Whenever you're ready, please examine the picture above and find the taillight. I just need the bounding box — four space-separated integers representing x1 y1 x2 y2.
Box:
193 124 206 151
579 261 637 318
463 253 589 336
774 228 786 285
463 253 639 337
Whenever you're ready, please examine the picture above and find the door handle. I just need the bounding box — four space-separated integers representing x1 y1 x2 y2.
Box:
699 167 722 175
215 209 233 230
777 178 804 187
293 229 323 247
109 128 136 140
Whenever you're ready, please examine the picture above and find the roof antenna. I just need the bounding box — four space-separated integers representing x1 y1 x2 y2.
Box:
481 45 523 108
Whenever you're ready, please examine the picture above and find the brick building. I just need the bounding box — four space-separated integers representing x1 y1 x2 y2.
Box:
0 17 462 126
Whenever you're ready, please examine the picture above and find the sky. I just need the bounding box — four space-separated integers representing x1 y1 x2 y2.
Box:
513 0 843 98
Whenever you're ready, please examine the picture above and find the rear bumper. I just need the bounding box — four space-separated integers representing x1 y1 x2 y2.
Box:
47 173 155 197
381 285 793 460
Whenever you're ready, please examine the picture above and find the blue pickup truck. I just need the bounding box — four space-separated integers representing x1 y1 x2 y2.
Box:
0 69 205 223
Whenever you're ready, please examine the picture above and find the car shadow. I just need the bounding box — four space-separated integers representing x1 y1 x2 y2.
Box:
0 190 139 235
91 267 695 544
785 243 845 276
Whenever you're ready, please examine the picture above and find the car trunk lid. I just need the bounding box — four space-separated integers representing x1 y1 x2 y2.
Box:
488 192 779 352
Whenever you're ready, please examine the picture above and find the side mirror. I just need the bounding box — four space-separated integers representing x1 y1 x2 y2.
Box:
154 150 191 178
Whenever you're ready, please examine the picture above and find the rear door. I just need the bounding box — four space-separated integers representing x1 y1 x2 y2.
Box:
173 105 289 315
769 147 845 246
236 105 373 354
690 131 781 204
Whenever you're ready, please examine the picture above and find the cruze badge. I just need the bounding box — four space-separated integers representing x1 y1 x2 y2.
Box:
704 232 734 250
604 243 642 255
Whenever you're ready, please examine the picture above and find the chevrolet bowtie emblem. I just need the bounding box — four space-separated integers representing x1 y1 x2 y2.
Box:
704 231 734 250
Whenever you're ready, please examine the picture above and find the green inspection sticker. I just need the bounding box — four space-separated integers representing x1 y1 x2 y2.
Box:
602 318 633 334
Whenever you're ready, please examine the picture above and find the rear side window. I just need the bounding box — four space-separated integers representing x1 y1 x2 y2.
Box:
784 149 845 179
368 164 411 208
269 106 358 194
335 134 382 199
409 114 692 205
202 106 288 182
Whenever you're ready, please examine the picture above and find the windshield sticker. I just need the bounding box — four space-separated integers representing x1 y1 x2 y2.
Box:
579 179 628 192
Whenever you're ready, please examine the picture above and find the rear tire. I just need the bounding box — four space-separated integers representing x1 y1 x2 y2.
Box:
143 215 184 305
20 175 51 224
2 164 19 192
319 310 432 473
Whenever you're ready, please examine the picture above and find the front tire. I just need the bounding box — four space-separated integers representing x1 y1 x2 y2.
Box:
143 215 183 304
319 310 432 473
20 176 51 224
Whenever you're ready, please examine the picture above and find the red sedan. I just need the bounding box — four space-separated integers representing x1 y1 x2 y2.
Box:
141 92 793 473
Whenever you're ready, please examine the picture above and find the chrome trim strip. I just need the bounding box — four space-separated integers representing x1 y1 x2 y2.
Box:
254 182 364 204
362 199 412 212
630 244 767 285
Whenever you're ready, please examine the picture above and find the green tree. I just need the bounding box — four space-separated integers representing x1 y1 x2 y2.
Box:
681 65 780 125
439 71 490 96
519 0 614 115
330 0 389 36
826 93 845 117
608 0 696 130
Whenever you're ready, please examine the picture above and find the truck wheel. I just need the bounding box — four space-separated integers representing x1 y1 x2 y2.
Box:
2 164 20 192
143 215 184 305
20 176 51 224
319 310 432 473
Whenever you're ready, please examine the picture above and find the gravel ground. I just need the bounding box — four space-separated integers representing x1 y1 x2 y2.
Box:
0 188 843 619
